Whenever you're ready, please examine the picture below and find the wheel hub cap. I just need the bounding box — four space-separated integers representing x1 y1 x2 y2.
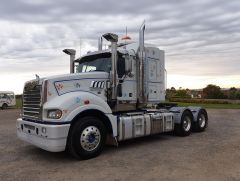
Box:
183 116 191 132
199 114 206 128
88 133 96 143
80 126 101 151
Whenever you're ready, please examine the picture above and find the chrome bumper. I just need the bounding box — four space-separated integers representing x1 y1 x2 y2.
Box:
16 118 70 152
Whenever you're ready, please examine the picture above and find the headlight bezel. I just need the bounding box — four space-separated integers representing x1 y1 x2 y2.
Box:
47 109 62 119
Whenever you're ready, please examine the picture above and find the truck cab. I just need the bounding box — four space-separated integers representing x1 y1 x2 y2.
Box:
16 23 208 159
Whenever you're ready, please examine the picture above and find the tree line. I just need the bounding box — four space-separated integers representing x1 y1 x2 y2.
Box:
166 84 240 100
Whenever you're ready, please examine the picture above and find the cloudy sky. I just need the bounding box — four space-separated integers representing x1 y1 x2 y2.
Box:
0 0 240 94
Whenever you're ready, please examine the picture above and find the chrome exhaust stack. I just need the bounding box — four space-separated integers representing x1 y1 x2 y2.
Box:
102 33 118 101
138 21 147 105
63 49 76 73
98 36 103 51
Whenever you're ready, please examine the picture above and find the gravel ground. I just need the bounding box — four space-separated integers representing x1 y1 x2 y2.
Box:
0 109 240 181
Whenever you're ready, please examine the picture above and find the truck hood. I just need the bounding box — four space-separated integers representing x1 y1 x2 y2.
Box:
24 72 109 86
43 71 109 82
45 71 109 98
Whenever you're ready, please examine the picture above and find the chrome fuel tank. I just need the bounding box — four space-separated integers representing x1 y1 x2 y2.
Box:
117 112 174 141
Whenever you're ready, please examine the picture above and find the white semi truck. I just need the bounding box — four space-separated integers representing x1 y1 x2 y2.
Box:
17 23 208 159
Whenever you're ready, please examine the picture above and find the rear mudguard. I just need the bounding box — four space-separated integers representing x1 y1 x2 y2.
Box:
187 106 208 123
169 106 193 124
169 106 208 124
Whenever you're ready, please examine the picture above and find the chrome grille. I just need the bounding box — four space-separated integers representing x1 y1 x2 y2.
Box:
23 81 42 120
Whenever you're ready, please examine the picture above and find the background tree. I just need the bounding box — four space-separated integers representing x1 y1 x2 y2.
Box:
166 87 191 99
234 91 240 99
175 89 190 98
203 84 225 99
229 87 237 99
170 87 176 92
166 87 176 100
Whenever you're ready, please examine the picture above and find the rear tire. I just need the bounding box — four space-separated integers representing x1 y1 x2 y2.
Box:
193 109 208 132
174 110 193 136
67 116 106 160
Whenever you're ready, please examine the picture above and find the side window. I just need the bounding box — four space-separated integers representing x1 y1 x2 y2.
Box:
7 94 14 99
0 94 2 98
117 56 125 78
2 94 7 99
85 65 96 72
76 63 82 73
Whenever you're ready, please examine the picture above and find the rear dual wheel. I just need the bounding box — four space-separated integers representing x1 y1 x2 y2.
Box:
174 110 193 136
193 109 208 132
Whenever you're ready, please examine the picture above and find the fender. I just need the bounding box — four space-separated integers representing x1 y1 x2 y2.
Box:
187 106 208 122
65 104 117 137
169 106 193 124
43 91 118 136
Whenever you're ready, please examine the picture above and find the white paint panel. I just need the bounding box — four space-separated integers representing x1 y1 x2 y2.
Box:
146 48 165 103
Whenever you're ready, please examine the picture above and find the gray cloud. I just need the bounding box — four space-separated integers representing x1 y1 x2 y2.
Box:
0 0 240 92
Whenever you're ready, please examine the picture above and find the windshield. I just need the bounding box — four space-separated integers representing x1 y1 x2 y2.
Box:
76 53 111 73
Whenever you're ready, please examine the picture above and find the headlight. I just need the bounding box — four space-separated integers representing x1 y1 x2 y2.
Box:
47 109 62 119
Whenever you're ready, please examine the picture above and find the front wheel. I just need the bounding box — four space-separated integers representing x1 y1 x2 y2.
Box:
174 110 193 136
67 116 106 160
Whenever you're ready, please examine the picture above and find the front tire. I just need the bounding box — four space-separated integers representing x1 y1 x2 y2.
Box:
174 110 193 136
67 116 106 160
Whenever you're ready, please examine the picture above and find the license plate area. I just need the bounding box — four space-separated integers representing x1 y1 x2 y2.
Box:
20 123 46 137
24 124 35 130
22 124 36 135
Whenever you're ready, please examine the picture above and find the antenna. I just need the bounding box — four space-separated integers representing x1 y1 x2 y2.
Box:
125 26 127 44
121 26 131 42
79 38 82 57
121 26 132 49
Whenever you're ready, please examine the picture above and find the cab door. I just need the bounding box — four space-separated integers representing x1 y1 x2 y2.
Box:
116 53 137 110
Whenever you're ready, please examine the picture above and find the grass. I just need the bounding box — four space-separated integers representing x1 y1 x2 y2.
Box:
171 102 240 109
15 98 22 109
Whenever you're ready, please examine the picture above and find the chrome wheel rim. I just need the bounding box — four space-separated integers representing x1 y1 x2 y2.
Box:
199 114 206 128
80 126 101 152
183 116 191 132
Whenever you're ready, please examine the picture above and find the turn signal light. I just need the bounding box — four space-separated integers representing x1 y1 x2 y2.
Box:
84 100 90 105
